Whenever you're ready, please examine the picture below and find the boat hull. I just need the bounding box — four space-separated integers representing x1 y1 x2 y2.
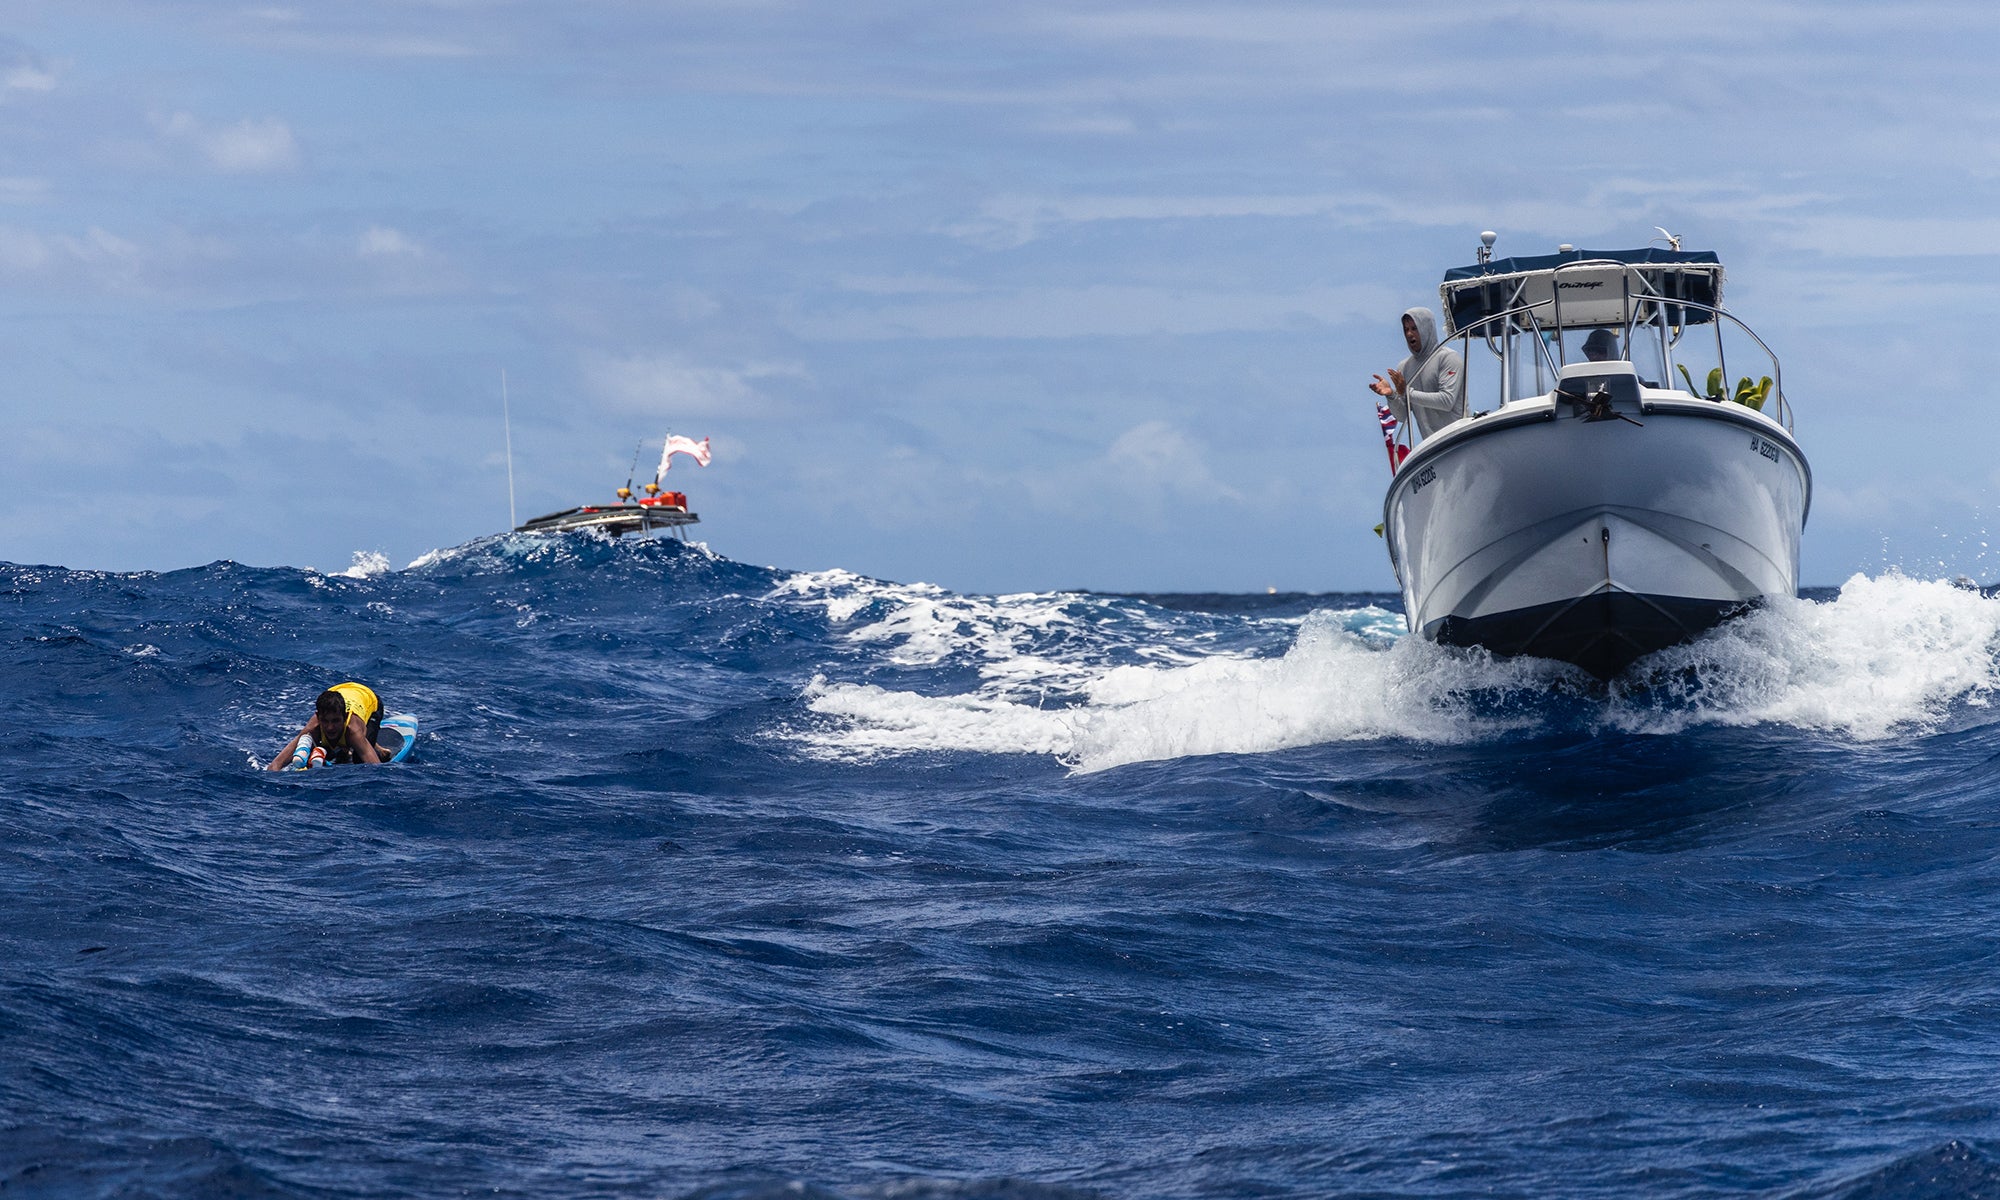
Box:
1384 397 1809 678
517 504 699 538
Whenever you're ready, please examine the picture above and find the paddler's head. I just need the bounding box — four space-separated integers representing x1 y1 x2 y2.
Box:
315 690 348 732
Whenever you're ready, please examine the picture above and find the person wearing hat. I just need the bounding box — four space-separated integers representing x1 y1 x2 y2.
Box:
1580 328 1620 362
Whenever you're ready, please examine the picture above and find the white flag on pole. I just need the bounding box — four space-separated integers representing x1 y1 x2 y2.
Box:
656 435 712 476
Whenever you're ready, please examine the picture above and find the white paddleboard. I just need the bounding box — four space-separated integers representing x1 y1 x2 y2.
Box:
377 714 418 764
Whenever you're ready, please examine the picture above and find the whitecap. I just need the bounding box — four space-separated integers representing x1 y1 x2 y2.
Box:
1607 571 2000 739
789 572 2000 772
337 551 391 579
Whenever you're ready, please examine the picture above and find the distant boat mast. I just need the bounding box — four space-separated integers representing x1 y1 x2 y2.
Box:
501 369 517 530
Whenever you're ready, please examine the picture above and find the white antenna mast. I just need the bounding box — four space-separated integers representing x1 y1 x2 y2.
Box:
501 369 517 530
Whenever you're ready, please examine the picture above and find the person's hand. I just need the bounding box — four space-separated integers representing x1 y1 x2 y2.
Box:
1369 374 1394 397
1387 368 1407 393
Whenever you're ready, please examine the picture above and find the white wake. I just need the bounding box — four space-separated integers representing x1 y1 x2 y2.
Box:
784 572 2000 774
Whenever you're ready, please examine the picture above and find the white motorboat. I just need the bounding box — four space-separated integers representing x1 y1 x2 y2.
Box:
1380 235 1811 678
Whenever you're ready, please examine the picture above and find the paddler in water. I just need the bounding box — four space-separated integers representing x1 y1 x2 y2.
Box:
266 682 386 770
1367 306 1464 439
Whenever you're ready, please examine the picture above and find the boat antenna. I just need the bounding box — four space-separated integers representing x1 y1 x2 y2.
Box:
501 369 517 530
1654 226 1682 251
1477 230 1496 264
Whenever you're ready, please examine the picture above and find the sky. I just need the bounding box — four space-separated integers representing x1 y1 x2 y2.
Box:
2 1 1996 593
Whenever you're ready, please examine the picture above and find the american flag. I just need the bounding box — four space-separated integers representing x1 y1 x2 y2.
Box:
1375 403 1409 472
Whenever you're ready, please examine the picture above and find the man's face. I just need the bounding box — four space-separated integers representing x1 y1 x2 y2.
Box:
1403 317 1421 354
319 704 346 730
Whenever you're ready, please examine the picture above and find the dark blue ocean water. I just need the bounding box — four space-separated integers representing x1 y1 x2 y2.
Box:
7 535 2000 1198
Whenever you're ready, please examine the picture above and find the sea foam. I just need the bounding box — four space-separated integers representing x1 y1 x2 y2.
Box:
791 572 2000 773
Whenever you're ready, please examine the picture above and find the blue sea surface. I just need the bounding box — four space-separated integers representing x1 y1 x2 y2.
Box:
6 536 2000 1198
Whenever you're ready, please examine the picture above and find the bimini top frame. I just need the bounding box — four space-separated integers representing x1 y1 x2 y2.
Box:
1439 248 1724 335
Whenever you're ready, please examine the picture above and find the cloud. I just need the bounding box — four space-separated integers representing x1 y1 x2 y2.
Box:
581 352 806 416
0 178 49 204
1762 214 2000 259
357 226 425 258
155 112 301 173
1104 419 1242 503
234 4 491 58
0 220 280 301
879 419 1255 538
4 63 55 93
0 224 142 282
1034 114 1140 136
790 282 1399 341
949 192 1370 248
0 37 55 94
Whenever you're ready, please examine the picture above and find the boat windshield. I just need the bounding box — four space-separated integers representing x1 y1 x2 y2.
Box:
1399 291 1789 449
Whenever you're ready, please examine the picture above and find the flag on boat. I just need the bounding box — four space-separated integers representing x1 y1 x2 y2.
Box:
655 435 712 476
1375 403 1409 471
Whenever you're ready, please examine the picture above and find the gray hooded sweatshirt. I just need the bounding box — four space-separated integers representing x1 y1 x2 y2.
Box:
1389 306 1464 439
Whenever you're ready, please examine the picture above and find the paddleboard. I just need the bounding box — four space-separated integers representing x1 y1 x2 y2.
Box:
376 714 418 764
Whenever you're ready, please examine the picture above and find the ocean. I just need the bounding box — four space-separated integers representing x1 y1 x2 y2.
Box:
6 535 2000 1198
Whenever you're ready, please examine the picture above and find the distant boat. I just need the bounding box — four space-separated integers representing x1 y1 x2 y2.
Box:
1379 234 1810 678
516 434 710 541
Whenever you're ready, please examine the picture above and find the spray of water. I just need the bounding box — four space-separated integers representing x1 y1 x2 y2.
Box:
787 571 2000 774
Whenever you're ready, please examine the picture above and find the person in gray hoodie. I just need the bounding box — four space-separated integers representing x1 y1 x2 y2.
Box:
1368 306 1463 439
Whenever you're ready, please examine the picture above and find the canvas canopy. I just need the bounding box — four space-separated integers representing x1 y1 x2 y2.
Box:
1438 248 1724 336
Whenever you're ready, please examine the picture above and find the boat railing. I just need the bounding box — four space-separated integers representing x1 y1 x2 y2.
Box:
1392 294 1790 456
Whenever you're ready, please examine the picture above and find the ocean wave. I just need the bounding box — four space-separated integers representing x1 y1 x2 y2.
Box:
793 573 2000 772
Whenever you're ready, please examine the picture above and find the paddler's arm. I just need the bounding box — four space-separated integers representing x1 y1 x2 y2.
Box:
349 714 384 764
266 722 313 771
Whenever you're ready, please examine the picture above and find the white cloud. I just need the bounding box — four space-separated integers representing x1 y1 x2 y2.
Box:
0 36 55 94
0 224 141 278
834 273 981 296
1034 114 1140 136
202 117 301 172
1104 420 1242 503
581 353 806 416
1763 214 2000 259
791 282 1400 341
357 226 425 258
950 192 1367 248
0 177 48 204
1040 7 1423 48
982 420 1250 528
155 111 301 173
4 63 55 92
238 6 486 58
